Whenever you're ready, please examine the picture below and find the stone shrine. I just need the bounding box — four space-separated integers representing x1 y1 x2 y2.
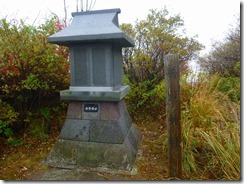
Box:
45 9 140 171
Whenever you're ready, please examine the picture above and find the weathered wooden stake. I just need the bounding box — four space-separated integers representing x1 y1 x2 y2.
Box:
164 54 182 179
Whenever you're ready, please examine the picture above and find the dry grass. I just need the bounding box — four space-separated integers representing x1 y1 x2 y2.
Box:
177 75 240 180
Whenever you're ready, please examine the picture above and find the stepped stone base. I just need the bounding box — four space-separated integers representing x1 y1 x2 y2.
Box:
45 100 140 171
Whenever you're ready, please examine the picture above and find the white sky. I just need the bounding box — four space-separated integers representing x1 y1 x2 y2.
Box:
0 0 240 55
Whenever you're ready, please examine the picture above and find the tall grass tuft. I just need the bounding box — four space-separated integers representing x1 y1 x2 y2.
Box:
163 73 240 180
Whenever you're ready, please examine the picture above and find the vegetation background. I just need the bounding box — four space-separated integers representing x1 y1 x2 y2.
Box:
0 6 240 180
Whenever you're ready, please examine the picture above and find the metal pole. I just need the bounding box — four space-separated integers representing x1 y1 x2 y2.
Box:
76 0 79 12
81 0 83 11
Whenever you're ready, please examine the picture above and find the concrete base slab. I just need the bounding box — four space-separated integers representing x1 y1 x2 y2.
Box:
40 166 137 180
41 168 106 181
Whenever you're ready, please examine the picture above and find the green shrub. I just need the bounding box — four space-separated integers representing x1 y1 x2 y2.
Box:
0 99 22 146
26 107 51 141
0 17 70 130
217 76 240 103
124 76 166 122
209 74 240 103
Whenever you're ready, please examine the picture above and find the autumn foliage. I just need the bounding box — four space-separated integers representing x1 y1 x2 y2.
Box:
0 17 70 139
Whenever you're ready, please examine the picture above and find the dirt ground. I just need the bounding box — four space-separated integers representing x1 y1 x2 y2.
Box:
0 121 170 181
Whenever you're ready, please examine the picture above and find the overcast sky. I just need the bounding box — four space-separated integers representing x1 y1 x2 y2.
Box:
0 0 240 55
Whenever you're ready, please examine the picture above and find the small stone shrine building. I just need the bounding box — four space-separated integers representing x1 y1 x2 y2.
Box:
45 9 140 171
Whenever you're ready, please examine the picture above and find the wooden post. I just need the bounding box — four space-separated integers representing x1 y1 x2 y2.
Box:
164 54 182 179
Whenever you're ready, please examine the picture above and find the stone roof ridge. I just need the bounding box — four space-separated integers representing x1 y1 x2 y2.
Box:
48 8 134 47
71 8 121 17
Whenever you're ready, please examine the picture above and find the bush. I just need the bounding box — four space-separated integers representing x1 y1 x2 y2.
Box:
217 76 240 103
121 8 203 86
198 15 240 77
124 76 166 122
0 99 21 145
0 17 70 130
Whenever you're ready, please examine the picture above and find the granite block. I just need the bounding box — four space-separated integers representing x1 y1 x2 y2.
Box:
89 120 124 144
127 124 141 153
100 102 120 120
45 139 78 168
117 116 131 139
59 119 90 141
77 141 135 170
77 142 101 167
66 102 82 119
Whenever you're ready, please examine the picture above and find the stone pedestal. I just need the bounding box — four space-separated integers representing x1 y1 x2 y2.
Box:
46 100 140 171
